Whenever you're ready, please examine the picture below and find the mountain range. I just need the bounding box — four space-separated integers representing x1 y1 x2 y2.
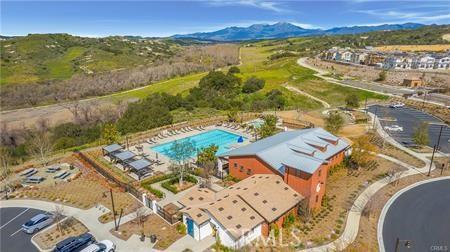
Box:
173 22 425 41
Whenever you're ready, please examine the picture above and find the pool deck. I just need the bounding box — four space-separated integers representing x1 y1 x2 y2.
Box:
128 125 254 174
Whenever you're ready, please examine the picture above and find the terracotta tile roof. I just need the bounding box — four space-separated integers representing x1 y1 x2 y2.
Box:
203 195 264 240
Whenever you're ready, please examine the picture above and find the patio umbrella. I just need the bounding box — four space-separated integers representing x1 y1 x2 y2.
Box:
237 136 244 143
156 153 159 160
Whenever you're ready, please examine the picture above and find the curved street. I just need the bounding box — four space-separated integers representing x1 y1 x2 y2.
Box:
381 178 450 252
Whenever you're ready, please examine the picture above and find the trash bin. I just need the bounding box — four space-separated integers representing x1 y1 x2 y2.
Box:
150 234 157 243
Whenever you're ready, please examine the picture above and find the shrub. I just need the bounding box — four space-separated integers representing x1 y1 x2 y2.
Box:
242 76 265 93
176 223 187 235
270 223 280 238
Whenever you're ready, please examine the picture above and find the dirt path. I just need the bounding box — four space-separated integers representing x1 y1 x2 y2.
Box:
283 84 331 109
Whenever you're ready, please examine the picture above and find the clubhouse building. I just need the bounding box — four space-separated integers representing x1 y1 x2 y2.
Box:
180 127 350 249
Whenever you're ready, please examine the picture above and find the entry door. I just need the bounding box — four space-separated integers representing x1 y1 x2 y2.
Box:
187 218 194 237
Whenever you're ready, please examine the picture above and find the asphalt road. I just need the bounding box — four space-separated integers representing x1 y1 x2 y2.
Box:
382 179 450 252
0 207 46 252
369 105 450 153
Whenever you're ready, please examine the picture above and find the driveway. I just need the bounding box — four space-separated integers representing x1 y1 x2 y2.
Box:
0 207 47 252
368 105 450 153
381 179 450 252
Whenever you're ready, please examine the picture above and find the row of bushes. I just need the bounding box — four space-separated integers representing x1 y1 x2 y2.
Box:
140 173 177 199
161 175 198 194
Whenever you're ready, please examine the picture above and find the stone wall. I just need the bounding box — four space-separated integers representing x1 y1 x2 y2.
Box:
307 58 450 89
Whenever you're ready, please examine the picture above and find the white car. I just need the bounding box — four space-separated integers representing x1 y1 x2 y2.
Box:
80 240 115 252
389 102 405 108
384 125 403 132
22 213 54 234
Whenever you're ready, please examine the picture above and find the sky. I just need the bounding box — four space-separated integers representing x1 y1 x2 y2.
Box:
1 0 450 37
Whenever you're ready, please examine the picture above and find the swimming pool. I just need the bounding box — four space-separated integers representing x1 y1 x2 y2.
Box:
151 129 246 160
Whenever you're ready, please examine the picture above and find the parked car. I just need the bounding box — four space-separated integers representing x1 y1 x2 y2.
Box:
80 240 115 252
54 233 95 252
22 213 53 234
384 125 404 132
389 102 405 108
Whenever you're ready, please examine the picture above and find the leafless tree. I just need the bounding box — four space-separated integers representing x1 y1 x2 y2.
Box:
53 205 66 234
26 131 53 165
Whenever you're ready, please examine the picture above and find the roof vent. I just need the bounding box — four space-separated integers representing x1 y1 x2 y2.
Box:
197 213 202 217
227 215 233 220
254 192 259 196
293 193 298 197
232 200 238 204
250 216 255 220
272 207 277 211
284 187 288 190
219 207 224 211
276 181 280 184
241 207 247 212
199 197 204 200
262 200 267 204
236 224 242 229
189 197 194 200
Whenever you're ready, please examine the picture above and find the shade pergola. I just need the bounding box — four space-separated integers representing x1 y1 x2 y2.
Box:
102 143 122 156
112 150 136 164
126 159 152 180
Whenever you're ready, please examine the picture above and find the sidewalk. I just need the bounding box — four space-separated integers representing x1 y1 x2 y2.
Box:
0 199 155 252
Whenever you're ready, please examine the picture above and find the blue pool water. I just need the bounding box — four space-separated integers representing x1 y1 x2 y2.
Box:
151 129 246 160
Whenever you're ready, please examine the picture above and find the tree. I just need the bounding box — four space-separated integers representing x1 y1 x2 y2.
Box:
53 205 65 234
258 115 277 139
413 122 429 146
345 94 360 109
376 70 387 81
350 135 378 168
0 148 13 198
197 145 219 188
242 76 265 93
228 66 240 74
325 112 344 134
26 131 53 165
101 123 120 144
170 139 196 186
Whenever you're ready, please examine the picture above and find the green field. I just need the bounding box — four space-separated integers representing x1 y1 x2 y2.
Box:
106 43 386 111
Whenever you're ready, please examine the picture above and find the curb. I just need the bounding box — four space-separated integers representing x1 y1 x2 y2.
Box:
377 176 450 252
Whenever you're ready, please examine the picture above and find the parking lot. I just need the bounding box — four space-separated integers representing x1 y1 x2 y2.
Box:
369 105 450 153
0 207 48 252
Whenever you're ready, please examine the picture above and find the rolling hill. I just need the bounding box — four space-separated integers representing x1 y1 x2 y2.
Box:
173 22 425 41
0 34 180 85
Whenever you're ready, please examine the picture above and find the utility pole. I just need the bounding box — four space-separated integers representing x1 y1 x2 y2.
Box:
435 125 444 150
428 145 436 176
110 189 117 230
421 91 427 110
395 238 412 252
372 106 378 130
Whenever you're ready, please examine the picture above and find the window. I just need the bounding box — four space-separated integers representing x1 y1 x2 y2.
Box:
234 163 237 168
318 169 322 177
240 166 244 172
315 195 319 203
246 169 252 175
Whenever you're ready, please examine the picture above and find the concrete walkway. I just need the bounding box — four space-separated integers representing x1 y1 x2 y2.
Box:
0 200 154 252
301 114 438 252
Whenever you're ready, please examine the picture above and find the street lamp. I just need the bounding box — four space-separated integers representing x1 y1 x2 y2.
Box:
395 238 412 252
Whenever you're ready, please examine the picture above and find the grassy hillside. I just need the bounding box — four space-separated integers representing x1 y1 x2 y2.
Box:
0 34 179 85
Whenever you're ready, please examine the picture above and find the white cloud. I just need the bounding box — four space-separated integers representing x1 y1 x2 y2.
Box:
290 22 322 29
354 7 450 23
207 0 289 13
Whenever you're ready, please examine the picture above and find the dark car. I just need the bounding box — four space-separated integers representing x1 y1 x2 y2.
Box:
53 233 95 252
